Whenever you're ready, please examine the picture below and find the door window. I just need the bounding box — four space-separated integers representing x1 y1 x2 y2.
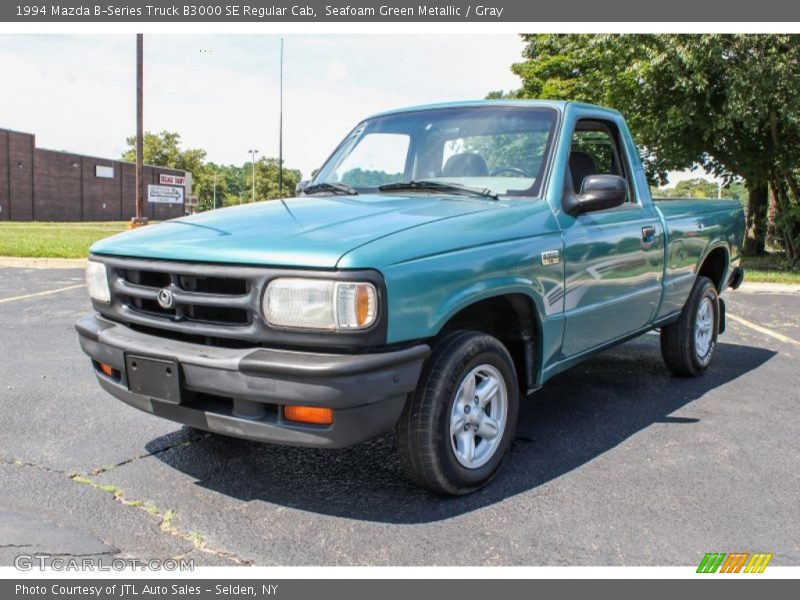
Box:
567 121 635 204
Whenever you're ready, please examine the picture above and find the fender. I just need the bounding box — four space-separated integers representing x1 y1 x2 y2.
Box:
429 279 553 390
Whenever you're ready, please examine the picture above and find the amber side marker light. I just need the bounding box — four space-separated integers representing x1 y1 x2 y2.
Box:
284 405 334 425
355 284 374 328
98 362 115 377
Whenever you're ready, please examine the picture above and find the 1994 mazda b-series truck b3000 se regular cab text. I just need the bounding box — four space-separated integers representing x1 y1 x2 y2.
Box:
77 101 746 495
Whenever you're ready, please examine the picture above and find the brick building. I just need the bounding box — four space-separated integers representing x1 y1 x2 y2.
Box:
0 128 191 222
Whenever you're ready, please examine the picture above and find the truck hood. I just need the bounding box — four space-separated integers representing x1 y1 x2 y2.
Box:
90 194 502 268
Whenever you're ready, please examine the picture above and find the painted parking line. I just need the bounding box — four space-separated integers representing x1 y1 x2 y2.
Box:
0 283 86 304
728 313 800 348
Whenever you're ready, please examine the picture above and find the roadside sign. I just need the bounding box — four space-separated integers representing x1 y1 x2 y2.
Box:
148 184 184 204
159 174 186 186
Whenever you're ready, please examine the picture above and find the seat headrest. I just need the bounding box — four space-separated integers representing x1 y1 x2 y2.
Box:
569 150 598 192
442 153 489 178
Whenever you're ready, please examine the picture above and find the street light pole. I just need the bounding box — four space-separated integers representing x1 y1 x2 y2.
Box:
213 169 218 209
248 149 259 203
132 33 147 227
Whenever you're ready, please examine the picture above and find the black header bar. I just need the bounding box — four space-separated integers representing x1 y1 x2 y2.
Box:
2 0 800 22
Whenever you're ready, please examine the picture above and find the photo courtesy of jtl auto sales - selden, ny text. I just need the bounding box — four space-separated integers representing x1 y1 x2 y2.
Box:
0 0 798 597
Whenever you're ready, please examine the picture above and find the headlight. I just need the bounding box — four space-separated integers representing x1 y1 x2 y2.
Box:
85 260 111 304
264 278 377 331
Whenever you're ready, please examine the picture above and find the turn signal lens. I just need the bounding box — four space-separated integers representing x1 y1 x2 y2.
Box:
284 405 334 425
335 282 377 329
98 362 115 377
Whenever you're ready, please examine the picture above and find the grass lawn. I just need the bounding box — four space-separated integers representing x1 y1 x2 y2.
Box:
740 253 800 285
0 222 128 258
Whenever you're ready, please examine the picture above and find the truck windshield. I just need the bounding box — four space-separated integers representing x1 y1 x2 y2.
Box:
312 106 558 198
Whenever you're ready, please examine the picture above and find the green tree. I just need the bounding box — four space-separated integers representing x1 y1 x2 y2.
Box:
192 162 228 212
651 179 747 204
123 132 303 211
252 158 302 201
497 34 800 261
652 178 719 199
122 131 207 174
341 168 404 187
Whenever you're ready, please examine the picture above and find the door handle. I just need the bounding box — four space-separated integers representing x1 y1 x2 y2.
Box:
642 225 656 242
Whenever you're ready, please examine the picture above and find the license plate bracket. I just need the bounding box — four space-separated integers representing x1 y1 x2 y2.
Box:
125 354 182 404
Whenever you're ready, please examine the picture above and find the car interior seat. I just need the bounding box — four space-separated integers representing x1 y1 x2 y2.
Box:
442 153 490 178
568 150 598 192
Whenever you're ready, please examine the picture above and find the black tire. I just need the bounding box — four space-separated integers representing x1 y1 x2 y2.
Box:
395 330 519 495
660 276 719 377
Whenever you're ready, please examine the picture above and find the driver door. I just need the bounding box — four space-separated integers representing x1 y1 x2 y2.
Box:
560 119 664 357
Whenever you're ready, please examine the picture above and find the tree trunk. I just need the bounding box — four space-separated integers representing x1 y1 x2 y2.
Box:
771 174 798 263
743 183 768 256
780 170 800 266
767 186 779 247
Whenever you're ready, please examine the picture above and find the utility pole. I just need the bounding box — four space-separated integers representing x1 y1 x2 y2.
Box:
213 169 218 209
248 149 259 202
132 33 147 227
278 38 284 198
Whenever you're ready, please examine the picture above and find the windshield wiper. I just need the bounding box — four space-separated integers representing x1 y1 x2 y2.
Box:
302 182 358 196
378 180 498 200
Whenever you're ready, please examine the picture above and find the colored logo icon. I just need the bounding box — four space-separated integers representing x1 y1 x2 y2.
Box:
697 552 773 573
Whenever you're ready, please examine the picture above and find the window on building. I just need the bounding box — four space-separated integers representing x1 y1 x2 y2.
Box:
95 165 114 179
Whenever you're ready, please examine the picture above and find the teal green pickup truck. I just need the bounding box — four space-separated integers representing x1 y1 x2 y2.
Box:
77 101 745 495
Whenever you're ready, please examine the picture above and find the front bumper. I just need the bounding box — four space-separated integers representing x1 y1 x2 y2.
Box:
76 315 429 448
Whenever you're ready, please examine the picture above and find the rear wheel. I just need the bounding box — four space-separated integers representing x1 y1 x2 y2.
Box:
395 330 519 495
660 276 719 376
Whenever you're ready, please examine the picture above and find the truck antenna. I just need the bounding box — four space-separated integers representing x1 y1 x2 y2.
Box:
278 37 284 199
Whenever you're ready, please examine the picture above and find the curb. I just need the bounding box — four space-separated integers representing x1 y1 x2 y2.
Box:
0 257 88 269
736 282 800 294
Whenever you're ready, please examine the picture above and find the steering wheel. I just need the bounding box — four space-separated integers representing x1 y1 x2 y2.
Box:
490 167 530 177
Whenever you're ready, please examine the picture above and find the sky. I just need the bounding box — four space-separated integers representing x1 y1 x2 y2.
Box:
0 34 528 179
0 33 713 186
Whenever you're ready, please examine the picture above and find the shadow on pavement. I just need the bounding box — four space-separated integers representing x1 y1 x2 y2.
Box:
147 337 775 524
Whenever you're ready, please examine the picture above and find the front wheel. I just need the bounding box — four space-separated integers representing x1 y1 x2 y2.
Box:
660 275 719 376
395 330 519 495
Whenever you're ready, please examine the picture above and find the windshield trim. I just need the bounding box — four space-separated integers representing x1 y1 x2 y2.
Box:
310 105 561 200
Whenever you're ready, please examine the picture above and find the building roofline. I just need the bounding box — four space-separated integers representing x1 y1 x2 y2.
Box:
0 126 189 175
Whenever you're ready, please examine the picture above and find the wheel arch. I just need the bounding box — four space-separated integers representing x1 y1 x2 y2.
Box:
696 243 730 291
433 289 544 395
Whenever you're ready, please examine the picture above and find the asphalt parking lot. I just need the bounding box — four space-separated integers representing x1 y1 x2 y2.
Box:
1 264 798 567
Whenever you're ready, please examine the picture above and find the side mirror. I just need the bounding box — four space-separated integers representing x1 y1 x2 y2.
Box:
563 174 628 216
295 179 311 195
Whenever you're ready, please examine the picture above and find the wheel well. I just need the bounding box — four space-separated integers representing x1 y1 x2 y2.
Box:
697 247 728 290
437 294 539 394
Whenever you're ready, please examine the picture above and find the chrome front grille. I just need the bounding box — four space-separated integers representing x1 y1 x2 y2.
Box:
97 256 270 343
117 268 251 326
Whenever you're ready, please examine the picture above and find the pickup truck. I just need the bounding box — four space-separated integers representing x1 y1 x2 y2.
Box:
77 100 745 495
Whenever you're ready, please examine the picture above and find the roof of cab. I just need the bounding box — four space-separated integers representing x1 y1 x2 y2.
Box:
365 99 621 120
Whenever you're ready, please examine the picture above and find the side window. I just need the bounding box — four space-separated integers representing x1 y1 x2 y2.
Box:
568 120 635 204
